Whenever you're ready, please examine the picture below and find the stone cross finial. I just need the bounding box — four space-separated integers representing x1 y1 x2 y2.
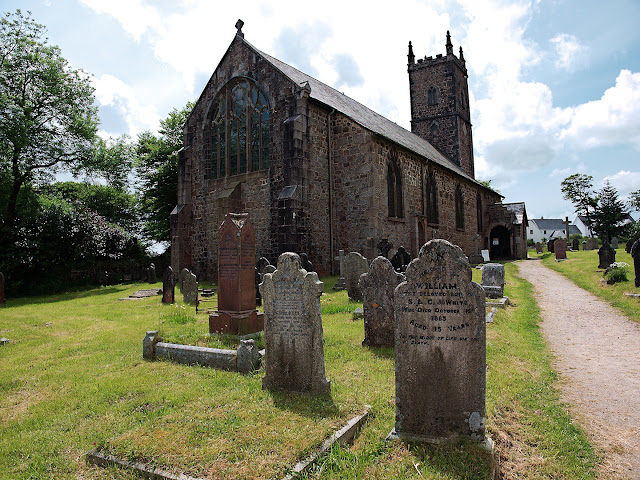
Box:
446 30 453 55
235 19 244 38
408 41 415 65
334 249 345 277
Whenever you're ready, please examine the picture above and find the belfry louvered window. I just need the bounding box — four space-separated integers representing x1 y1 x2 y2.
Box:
210 78 271 178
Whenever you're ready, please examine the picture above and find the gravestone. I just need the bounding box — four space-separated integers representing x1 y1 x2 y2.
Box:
263 265 276 275
535 242 543 254
481 249 490 262
391 246 411 272
584 238 598 251
468 233 484 264
0 271 5 307
611 237 619 249
182 271 198 305
631 239 640 288
626 241 634 254
147 263 157 283
299 253 313 272
209 213 264 336
359 256 404 348
547 239 555 253
481 263 505 299
332 249 346 291
572 238 580 251
260 252 330 395
554 239 567 260
377 238 393 258
178 268 190 292
343 252 369 301
597 243 616 270
162 266 175 304
392 239 486 443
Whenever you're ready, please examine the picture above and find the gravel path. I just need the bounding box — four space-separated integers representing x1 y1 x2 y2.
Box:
517 259 640 479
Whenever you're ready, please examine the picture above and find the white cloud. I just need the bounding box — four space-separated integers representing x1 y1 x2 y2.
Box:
551 33 589 72
560 70 640 149
79 0 162 41
92 74 160 138
603 171 640 199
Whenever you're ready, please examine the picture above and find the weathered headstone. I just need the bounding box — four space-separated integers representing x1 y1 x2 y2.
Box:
572 238 580 251
626 241 634 254
481 249 490 262
377 239 393 258
611 237 619 249
554 239 567 260
209 213 264 336
263 265 276 275
260 252 330 395
631 239 640 288
598 242 616 270
547 239 555 253
535 242 543 254
392 239 486 444
359 256 404 348
468 233 484 264
178 268 190 292
162 266 175 304
343 252 369 301
332 249 346 291
584 238 598 251
481 263 505 299
391 246 411 272
147 263 157 283
182 271 198 305
0 271 5 307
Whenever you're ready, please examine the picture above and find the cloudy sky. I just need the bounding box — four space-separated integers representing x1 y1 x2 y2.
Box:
5 0 640 221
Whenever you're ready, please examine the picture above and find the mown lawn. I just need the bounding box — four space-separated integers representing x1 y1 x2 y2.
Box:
0 266 599 479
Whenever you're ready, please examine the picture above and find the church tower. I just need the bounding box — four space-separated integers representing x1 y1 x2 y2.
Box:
408 32 474 178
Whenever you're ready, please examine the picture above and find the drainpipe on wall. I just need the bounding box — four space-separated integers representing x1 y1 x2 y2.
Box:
328 109 335 275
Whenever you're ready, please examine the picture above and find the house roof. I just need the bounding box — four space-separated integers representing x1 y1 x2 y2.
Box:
529 218 568 231
241 37 499 195
502 202 527 224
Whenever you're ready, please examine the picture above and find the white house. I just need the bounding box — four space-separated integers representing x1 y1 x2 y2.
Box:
573 215 593 237
528 218 582 243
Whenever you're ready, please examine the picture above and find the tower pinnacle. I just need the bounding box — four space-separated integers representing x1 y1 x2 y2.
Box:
408 41 415 65
446 30 453 55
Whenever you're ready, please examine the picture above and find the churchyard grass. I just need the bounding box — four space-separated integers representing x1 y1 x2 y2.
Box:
0 270 598 479
534 248 640 322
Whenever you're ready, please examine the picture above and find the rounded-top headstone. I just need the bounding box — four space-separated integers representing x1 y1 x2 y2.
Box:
343 252 369 301
393 239 486 443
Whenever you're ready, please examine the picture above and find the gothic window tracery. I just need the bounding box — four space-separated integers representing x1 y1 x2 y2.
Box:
428 87 439 105
210 77 271 178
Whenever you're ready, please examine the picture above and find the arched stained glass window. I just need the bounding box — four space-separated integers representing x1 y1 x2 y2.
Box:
210 78 271 178
387 152 403 218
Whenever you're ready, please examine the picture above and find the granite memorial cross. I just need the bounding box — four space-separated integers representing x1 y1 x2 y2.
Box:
260 252 330 395
359 256 404 348
162 266 175 304
209 213 264 336
343 252 369 301
468 233 484 265
391 239 486 444
554 239 567 260
332 249 346 291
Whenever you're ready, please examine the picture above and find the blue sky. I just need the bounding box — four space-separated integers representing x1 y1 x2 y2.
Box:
5 0 640 221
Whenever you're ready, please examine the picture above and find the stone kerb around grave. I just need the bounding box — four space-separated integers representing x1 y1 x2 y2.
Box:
359 256 404 348
260 252 330 395
392 239 486 444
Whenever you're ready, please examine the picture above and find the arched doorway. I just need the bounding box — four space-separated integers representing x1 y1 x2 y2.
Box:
489 226 511 259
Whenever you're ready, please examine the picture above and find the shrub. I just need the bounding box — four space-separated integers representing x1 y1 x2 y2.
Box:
604 262 629 284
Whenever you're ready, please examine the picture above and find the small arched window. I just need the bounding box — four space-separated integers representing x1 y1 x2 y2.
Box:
209 77 271 178
387 152 403 218
455 185 465 230
426 169 439 226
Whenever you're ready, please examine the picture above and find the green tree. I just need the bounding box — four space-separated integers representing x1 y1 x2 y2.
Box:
561 174 629 243
629 189 640 211
0 10 99 227
41 181 139 232
136 102 193 245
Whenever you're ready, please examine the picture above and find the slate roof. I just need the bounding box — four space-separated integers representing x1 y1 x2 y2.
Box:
529 218 568 231
244 38 496 193
502 202 527 224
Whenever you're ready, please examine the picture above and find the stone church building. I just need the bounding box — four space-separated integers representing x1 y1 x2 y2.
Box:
171 21 527 278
